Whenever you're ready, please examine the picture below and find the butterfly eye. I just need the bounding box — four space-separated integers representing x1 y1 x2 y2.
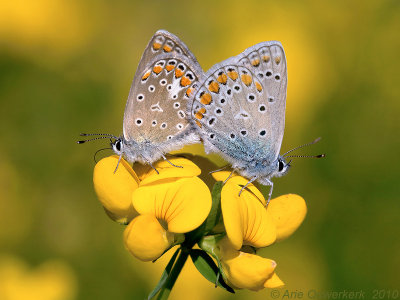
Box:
114 140 122 152
278 160 285 172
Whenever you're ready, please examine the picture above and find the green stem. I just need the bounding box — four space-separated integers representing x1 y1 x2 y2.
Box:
156 247 189 300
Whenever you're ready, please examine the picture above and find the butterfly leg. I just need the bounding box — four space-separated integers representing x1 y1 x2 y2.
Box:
161 154 183 168
113 154 123 174
141 156 159 174
223 170 236 184
239 176 259 196
209 165 230 174
263 179 274 208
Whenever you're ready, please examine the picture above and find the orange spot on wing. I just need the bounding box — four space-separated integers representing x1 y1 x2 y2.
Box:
195 112 204 119
241 74 252 86
166 64 175 71
200 93 212 105
180 76 191 87
153 65 163 74
153 42 162 50
217 73 227 84
186 87 193 97
141 71 151 81
198 107 206 114
175 69 184 78
208 81 220 93
251 59 260 67
163 45 172 52
228 71 238 81
275 56 281 64
255 82 263 92
195 120 202 128
262 55 270 62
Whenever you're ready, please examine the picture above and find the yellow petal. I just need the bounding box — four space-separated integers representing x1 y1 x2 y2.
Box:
218 237 277 291
93 156 139 223
212 171 265 205
264 273 285 288
132 177 211 233
137 158 201 186
123 215 175 262
221 182 276 250
268 194 307 242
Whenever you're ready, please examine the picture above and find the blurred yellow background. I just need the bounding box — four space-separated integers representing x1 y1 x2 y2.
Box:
0 0 399 299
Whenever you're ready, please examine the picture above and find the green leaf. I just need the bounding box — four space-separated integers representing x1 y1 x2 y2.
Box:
190 249 235 294
148 248 180 300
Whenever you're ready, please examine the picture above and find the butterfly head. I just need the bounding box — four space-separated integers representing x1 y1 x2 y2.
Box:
111 137 124 156
274 156 291 177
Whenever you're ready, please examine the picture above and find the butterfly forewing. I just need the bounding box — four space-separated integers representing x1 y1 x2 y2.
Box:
189 41 287 168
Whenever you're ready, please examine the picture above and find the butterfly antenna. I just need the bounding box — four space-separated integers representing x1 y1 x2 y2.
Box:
93 147 112 163
80 133 117 137
77 136 114 144
284 154 326 159
282 137 322 157
77 133 118 144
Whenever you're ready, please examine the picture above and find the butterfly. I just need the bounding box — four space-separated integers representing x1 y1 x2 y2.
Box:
79 30 203 171
189 41 313 203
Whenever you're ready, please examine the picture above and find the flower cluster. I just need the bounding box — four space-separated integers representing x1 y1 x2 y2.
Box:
93 155 307 297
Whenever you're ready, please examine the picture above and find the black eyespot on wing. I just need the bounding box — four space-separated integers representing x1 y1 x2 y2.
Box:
266 71 272 77
259 129 266 136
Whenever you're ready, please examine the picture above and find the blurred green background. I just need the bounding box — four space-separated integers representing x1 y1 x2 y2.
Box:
0 0 399 299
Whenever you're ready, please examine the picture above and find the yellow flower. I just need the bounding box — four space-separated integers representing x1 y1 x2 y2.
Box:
211 171 307 290
93 156 212 262
217 237 284 291
93 155 140 224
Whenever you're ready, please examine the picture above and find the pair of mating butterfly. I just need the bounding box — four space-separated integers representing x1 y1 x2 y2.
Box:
79 30 323 204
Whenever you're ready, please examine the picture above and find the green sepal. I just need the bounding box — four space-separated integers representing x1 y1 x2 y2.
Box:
203 181 224 234
189 249 234 294
198 234 232 287
148 248 180 300
103 207 130 225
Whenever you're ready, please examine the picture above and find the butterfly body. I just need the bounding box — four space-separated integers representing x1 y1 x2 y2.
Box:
110 30 203 165
189 41 289 196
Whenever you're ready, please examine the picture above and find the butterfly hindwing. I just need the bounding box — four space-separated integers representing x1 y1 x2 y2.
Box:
123 31 203 157
189 41 287 169
236 41 287 160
